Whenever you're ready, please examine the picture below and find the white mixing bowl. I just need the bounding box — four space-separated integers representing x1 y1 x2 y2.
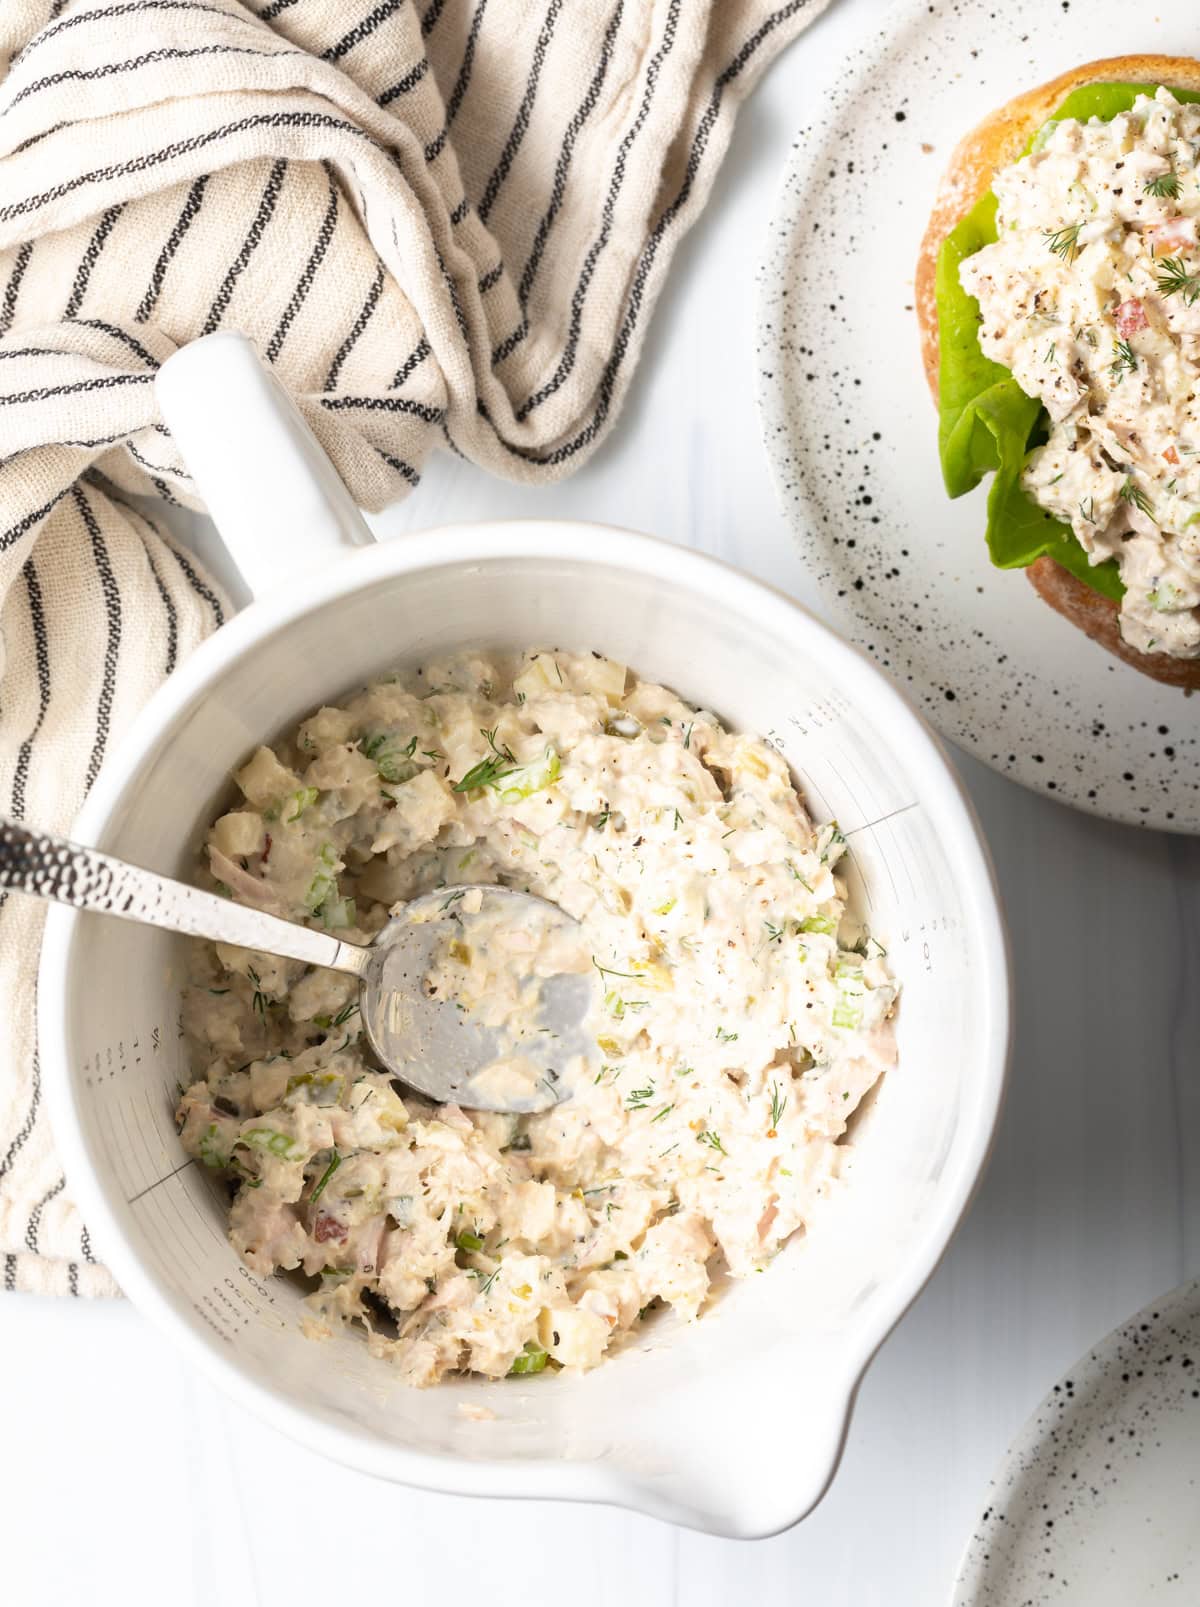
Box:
38 336 1009 1538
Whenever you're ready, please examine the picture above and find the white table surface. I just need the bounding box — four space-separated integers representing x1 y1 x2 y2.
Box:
6 1 1200 1601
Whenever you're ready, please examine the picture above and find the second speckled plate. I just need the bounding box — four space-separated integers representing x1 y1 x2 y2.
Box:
756 0 1200 831
952 1278 1200 1605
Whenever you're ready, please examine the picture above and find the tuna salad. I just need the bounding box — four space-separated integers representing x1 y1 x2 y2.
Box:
961 87 1200 657
177 650 898 1386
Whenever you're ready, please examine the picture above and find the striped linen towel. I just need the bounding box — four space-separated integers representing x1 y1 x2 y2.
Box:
0 0 824 1297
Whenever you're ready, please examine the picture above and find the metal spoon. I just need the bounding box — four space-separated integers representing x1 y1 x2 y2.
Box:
2 819 596 1113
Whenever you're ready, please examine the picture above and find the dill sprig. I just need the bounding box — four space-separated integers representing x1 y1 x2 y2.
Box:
768 1080 787 1131
1043 222 1082 263
1155 255 1200 306
697 1129 726 1155
625 1084 655 1111
1119 475 1156 521
453 727 518 793
1143 170 1182 200
1109 339 1138 383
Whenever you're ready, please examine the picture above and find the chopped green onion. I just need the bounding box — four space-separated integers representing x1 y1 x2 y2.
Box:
318 896 356 930
241 1126 306 1162
303 843 338 912
309 1149 341 1204
801 914 837 936
285 786 319 823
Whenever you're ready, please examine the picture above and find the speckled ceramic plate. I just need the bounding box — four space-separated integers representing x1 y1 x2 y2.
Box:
952 1279 1200 1604
756 0 1200 832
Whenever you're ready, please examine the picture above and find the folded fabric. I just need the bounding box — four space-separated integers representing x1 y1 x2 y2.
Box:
0 0 824 1295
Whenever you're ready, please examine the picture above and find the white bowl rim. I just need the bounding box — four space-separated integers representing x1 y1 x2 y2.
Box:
38 517 1011 1537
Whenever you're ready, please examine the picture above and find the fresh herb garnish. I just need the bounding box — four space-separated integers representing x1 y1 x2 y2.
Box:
1155 255 1200 305
309 1148 341 1204
625 1085 655 1110
1119 475 1156 520
697 1129 726 1155
453 727 517 793
1044 222 1082 263
769 1080 787 1130
593 959 638 983
715 1026 739 1043
1110 339 1138 383
470 1266 500 1297
1144 170 1181 199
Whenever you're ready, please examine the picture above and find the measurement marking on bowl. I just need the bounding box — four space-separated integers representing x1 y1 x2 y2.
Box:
127 1155 195 1205
843 801 921 838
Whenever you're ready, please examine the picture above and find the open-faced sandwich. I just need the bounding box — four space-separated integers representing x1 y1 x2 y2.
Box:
916 56 1200 688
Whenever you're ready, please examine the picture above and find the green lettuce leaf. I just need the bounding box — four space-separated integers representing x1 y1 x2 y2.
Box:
934 81 1200 599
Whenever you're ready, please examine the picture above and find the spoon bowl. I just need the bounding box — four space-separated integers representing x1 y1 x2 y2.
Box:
362 885 596 1112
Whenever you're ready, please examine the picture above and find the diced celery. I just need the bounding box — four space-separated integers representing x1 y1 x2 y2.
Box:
497 745 561 803
508 1341 548 1375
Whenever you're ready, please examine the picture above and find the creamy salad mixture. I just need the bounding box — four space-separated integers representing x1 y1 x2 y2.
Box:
961 88 1200 657
178 650 897 1386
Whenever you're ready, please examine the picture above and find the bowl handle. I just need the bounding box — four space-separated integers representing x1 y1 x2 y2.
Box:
154 332 376 601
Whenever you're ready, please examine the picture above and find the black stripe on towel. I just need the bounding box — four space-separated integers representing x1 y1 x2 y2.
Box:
67 317 159 369
374 444 420 486
0 242 33 336
135 173 210 325
377 58 428 106
0 371 153 407
73 486 122 793
202 158 287 335
10 559 51 823
324 262 385 390
423 0 489 162
320 393 442 422
390 335 429 390
8 43 304 109
322 0 406 62
265 164 338 363
26 1174 66 1255
0 113 373 226
141 540 179 676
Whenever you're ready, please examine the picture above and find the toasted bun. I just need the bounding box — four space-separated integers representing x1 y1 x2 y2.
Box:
916 55 1200 690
